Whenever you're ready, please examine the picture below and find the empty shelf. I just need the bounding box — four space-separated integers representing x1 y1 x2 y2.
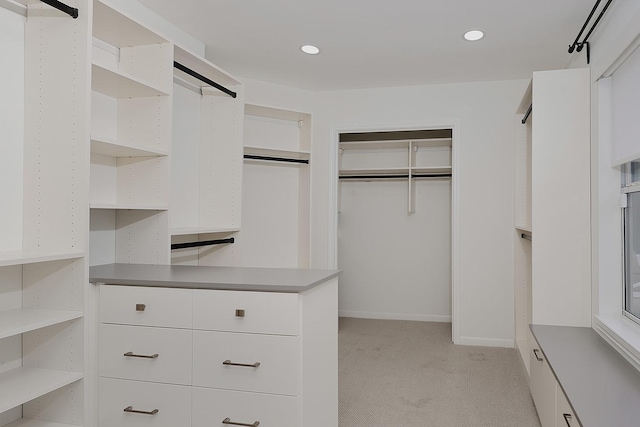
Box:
5 419 80 427
0 309 83 340
92 63 169 99
0 250 83 268
91 137 168 158
171 227 240 236
90 204 169 211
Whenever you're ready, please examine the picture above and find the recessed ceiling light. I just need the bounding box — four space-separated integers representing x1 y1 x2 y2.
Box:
464 29 484 41
301 45 320 55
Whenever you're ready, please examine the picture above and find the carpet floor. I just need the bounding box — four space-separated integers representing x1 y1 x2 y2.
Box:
338 318 541 427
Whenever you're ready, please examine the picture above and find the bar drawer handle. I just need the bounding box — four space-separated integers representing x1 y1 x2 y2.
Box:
563 413 572 426
223 360 260 368
533 349 543 362
222 417 260 427
124 406 158 415
124 351 159 359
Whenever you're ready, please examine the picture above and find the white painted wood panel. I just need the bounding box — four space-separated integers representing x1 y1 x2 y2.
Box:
529 346 557 427
193 289 300 335
99 324 192 385
192 387 300 427
115 210 170 265
531 68 591 327
192 330 300 396
99 377 191 427
100 285 192 328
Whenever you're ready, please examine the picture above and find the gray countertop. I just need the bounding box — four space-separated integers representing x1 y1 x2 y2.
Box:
530 325 640 427
90 263 341 293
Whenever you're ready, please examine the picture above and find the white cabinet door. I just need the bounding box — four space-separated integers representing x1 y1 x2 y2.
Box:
530 346 556 427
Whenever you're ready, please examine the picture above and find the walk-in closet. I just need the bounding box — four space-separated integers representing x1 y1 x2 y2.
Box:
337 129 453 322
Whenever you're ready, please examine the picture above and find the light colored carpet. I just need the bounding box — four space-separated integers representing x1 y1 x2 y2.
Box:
338 318 541 427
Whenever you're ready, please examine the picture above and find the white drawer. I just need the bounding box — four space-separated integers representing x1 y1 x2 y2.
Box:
99 377 191 427
193 330 300 396
193 387 300 427
99 324 192 385
100 285 192 328
193 289 299 335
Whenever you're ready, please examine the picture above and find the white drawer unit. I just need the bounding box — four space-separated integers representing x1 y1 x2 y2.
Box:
193 330 300 395
92 264 339 427
192 387 300 427
99 323 193 385
100 285 192 328
193 289 300 335
99 377 191 427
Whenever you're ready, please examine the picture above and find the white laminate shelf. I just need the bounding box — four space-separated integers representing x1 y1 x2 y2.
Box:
516 225 533 233
174 45 239 89
92 63 169 99
0 367 83 413
244 146 311 161
91 137 169 158
340 140 410 150
90 204 169 211
0 250 84 268
411 166 452 175
93 0 167 48
339 168 409 176
0 309 83 340
171 227 240 236
5 419 80 427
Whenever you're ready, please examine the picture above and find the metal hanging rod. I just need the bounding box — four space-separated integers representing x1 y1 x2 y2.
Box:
171 237 234 250
40 0 78 18
521 234 532 241
173 61 237 98
339 173 451 180
568 0 613 64
244 154 309 164
522 104 532 125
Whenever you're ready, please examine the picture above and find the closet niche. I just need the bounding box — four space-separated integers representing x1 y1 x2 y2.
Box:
338 129 453 321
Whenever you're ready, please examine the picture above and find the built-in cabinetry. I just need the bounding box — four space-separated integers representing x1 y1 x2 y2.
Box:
241 105 312 268
514 68 591 376
0 1 90 426
90 263 339 427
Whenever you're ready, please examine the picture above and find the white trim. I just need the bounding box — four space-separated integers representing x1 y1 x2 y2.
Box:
328 119 461 343
593 314 640 372
0 0 26 16
339 310 451 323
458 336 515 348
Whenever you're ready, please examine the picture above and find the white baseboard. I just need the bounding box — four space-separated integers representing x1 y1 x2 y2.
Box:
457 336 515 348
339 310 451 323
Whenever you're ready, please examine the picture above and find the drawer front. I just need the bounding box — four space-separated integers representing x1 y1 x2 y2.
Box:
99 324 192 385
193 289 299 335
100 285 192 328
193 387 300 427
99 377 191 427
193 330 300 396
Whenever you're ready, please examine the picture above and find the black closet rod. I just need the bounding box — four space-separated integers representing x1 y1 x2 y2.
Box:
244 154 309 164
579 0 613 48
568 0 613 63
171 237 234 250
40 0 78 18
522 104 532 125
568 0 601 53
174 61 237 99
339 173 452 180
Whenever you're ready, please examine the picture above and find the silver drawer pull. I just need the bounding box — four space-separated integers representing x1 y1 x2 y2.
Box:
124 406 158 415
533 349 544 362
136 304 146 312
222 417 260 427
563 413 572 426
235 309 245 317
124 351 159 359
223 359 260 368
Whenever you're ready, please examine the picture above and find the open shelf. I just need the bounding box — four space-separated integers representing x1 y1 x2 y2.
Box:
411 166 452 175
340 167 409 177
91 137 168 158
0 367 83 414
91 63 169 99
0 250 84 268
516 225 533 234
0 309 83 340
5 419 80 427
171 227 240 236
90 204 169 211
93 0 168 48
174 45 240 90
244 146 311 162
340 140 410 151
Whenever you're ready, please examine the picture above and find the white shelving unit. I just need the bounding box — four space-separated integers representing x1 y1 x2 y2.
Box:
89 0 172 267
170 45 244 267
0 1 90 426
241 105 312 269
339 132 452 213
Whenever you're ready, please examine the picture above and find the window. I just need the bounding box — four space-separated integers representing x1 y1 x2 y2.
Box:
623 161 640 322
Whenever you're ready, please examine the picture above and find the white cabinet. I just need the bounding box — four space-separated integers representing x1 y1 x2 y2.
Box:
556 385 578 427
514 68 591 375
97 278 338 427
0 1 90 426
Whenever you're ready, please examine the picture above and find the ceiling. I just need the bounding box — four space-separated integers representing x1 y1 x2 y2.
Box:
137 0 596 91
